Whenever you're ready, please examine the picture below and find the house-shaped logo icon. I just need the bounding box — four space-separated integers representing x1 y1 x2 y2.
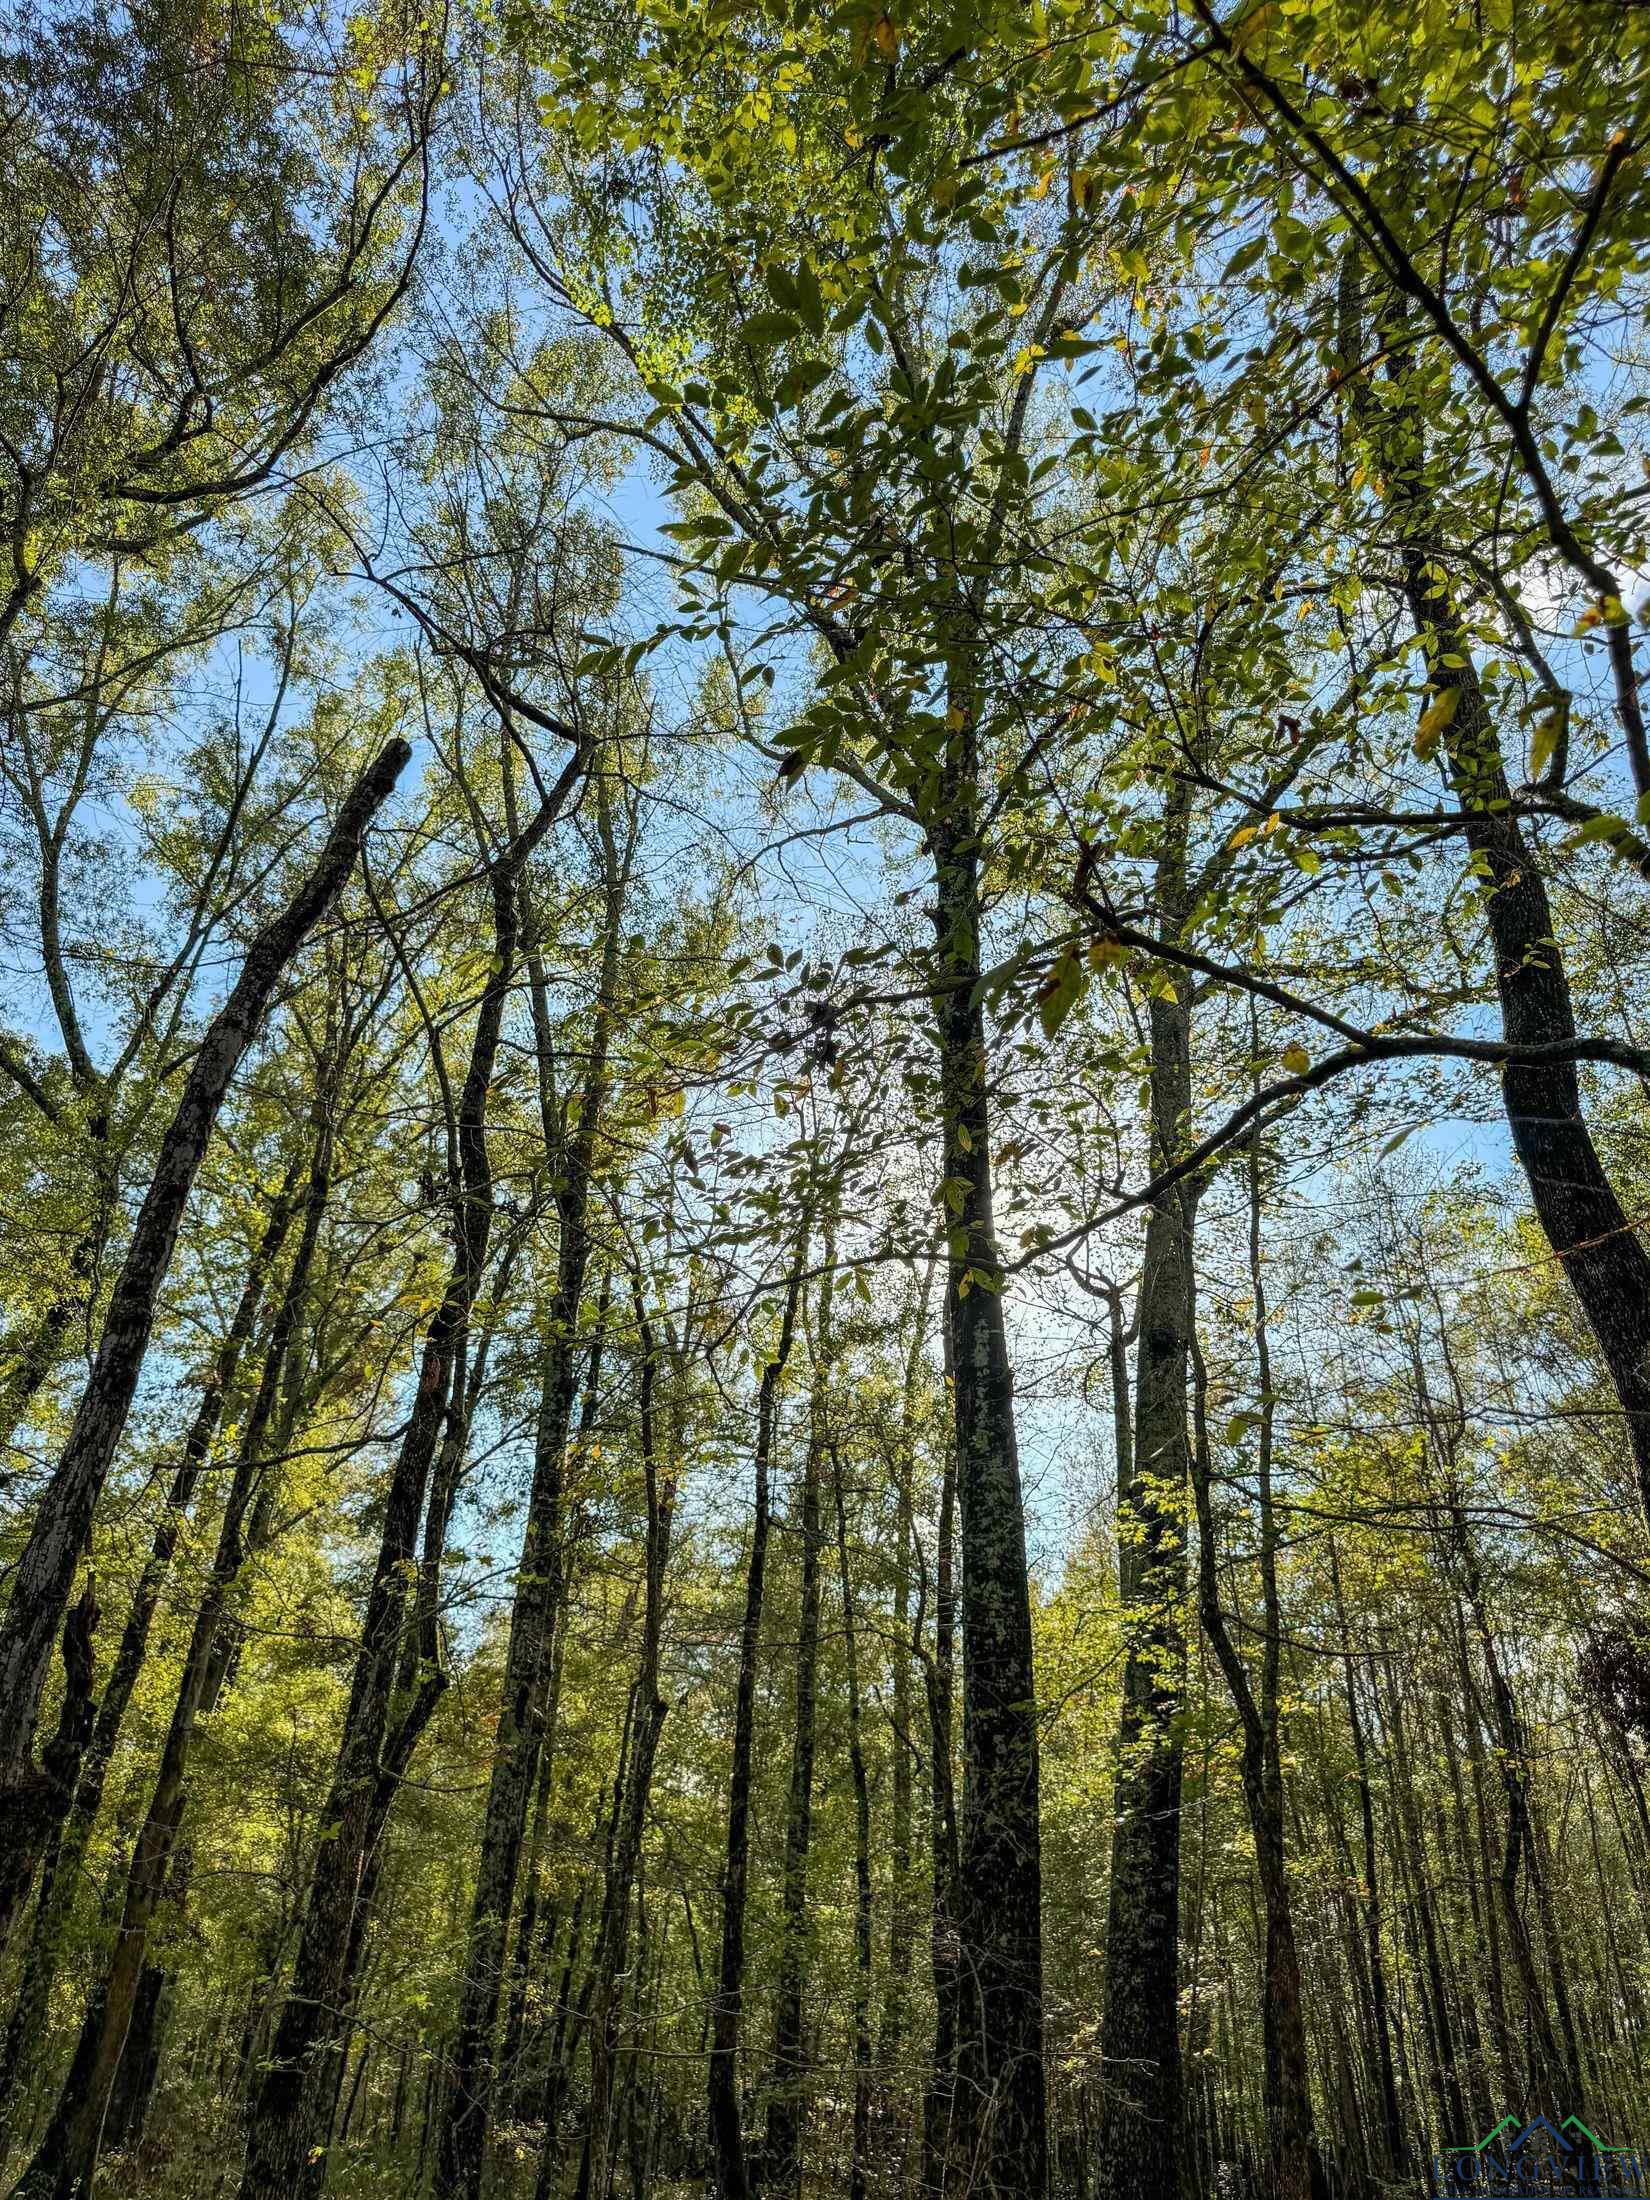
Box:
1434 2111 1648 2197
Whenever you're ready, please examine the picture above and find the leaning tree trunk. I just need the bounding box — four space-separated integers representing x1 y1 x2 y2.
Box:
13 1092 336 2200
1342 251 1650 1518
707 1257 806 2200
0 1165 297 2149
0 735 408 1947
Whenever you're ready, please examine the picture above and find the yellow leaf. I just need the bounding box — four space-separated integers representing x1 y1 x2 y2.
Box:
1281 1042 1310 1075
1530 708 1563 780
1414 685 1461 761
871 13 901 59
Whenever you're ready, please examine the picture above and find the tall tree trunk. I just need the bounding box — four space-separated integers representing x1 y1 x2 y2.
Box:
707 1259 806 2200
1185 1123 1313 2200
920 1310 962 2197
577 1291 673 2200
436 782 631 2200
11 1087 337 2200
763 1241 836 2197
1328 1545 1404 2178
878 1255 936 2182
929 694 1045 2198
834 1434 875 2200
0 737 407 1946
100 1964 167 2155
1094 790 1197 2200
500 1302 609 2121
499 1629 568 2116
1444 1496 1575 2104
240 778 555 2200
1381 1661 1468 2146
1342 251 1650 1516
0 1167 297 2150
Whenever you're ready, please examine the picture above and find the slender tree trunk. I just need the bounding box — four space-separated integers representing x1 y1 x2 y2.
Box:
878 1256 936 2186
537 1852 596 2186
577 1294 673 2200
920 1311 961 2196
834 1436 875 2200
1382 1662 1468 2145
1445 1498 1574 2104
501 1307 606 2120
241 788 550 2200
764 1244 836 2197
437 788 630 2200
1185 1122 1313 2200
0 737 407 1947
500 1629 568 2114
101 1964 167 2155
707 1260 806 2200
1328 1546 1404 2178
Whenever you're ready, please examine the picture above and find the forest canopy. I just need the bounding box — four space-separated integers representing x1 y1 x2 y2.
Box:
3 1 1650 2198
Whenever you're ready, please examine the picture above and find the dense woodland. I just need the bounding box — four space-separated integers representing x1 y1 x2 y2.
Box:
4 2 1650 2197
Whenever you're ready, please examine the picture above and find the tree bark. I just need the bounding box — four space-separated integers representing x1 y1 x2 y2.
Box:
833 1434 875 2200
436 784 630 2200
763 1241 836 2197
1186 1124 1314 2200
1094 789 1197 2200
877 1255 935 2183
240 788 545 2200
0 735 408 1946
10 1087 336 2200
707 1259 806 2200
101 1964 167 2155
1327 1545 1404 2179
1343 251 1650 1517
920 1308 962 2197
0 1167 297 2149
576 1291 673 2200
928 698 1045 2198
